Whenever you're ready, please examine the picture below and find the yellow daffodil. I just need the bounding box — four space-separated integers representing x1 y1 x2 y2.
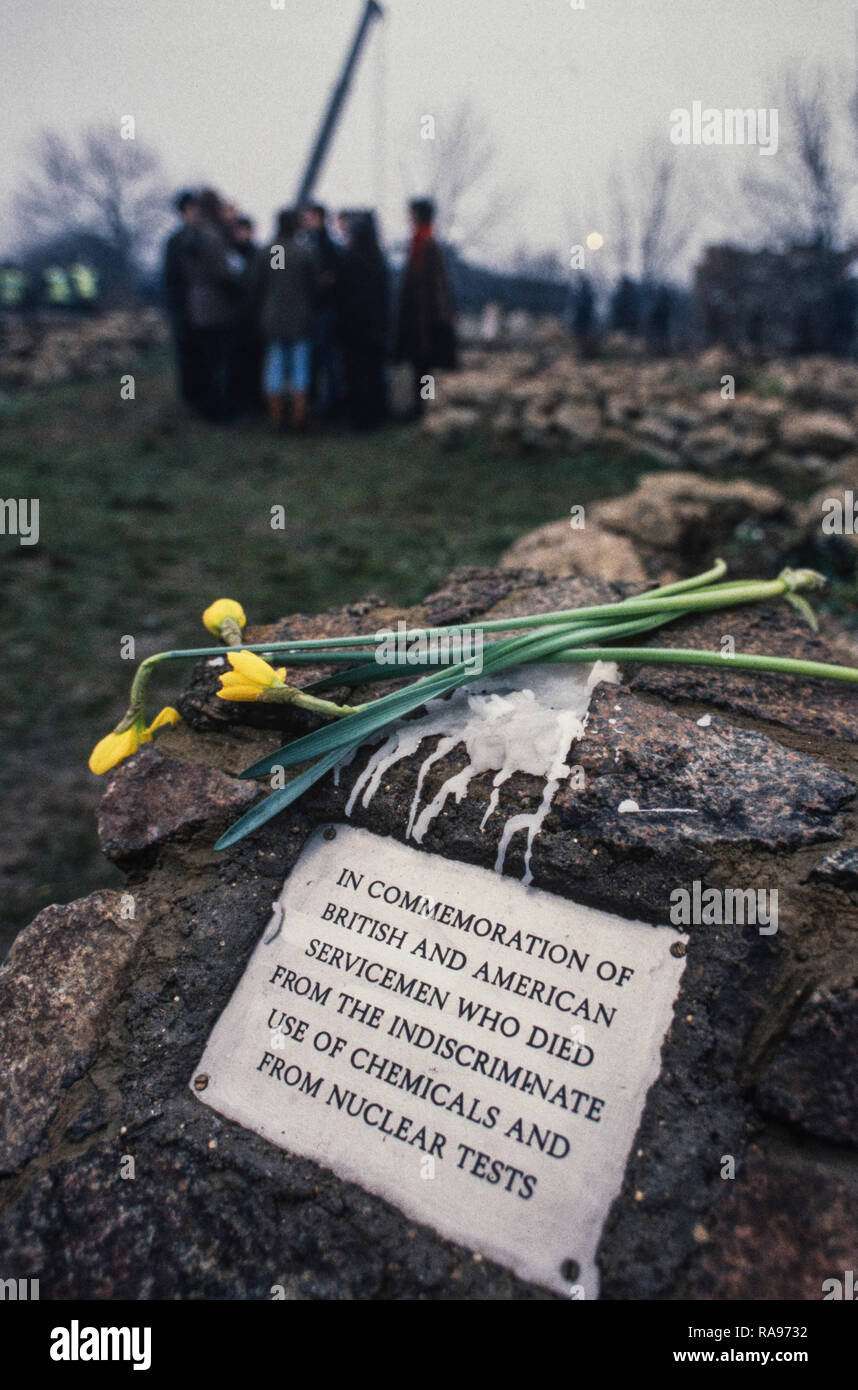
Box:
202 598 247 638
216 650 288 702
89 706 181 775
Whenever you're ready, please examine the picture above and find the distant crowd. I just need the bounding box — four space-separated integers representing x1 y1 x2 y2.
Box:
163 189 457 429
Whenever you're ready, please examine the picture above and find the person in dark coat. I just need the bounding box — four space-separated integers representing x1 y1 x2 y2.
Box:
395 197 456 418
184 188 242 421
300 203 345 418
257 209 318 429
338 211 389 430
231 215 263 416
163 191 202 408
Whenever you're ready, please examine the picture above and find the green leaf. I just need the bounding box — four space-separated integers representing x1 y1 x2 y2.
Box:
785 592 819 633
305 658 455 691
238 668 466 779
214 743 357 849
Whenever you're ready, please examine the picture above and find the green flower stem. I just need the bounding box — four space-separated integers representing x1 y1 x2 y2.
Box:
219 617 245 646
214 559 858 850
188 563 813 656
195 561 734 659
530 646 858 684
260 688 365 718
118 562 733 697
128 655 160 715
120 563 823 719
303 611 690 716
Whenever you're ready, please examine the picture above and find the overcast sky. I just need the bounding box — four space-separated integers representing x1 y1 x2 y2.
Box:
2 0 857 268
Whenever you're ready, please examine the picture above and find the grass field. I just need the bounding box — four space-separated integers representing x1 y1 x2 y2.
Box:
0 351 655 951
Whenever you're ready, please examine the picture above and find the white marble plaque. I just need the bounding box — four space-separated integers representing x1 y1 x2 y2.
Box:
191 826 686 1297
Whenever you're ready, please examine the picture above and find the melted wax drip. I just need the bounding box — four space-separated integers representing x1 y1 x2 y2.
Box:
340 662 618 885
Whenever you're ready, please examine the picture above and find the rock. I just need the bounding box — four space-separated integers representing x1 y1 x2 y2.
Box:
696 344 736 378
812 452 858 491
442 368 510 409
733 431 769 461
801 484 858 553
603 394 645 428
3 562 858 1300
552 684 853 856
765 449 828 480
628 601 858 739
0 309 168 389
488 404 519 440
0 892 145 1174
779 410 854 457
521 400 555 435
420 406 481 444
661 402 704 432
421 565 547 627
681 424 740 470
634 413 680 453
0 1133 543 1300
696 390 736 422
729 398 784 433
97 745 258 865
590 471 784 557
503 376 540 404
304 667 853 928
756 988 858 1146
499 519 648 583
809 846 858 888
683 1145 858 1299
64 1097 108 1144
551 402 602 447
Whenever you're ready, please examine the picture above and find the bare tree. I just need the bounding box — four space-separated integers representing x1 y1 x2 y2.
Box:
586 138 697 286
605 166 633 280
398 98 521 254
14 123 170 265
744 66 848 250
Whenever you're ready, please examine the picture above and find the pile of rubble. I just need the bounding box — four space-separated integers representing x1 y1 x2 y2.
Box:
429 343 857 482
499 468 858 593
0 308 168 389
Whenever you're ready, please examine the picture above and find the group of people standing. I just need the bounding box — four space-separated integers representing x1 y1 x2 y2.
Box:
163 189 456 429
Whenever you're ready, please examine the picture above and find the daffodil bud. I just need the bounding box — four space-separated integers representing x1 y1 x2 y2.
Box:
203 599 247 643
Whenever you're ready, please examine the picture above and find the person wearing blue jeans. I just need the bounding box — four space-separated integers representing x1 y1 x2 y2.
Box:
263 338 312 427
257 208 317 429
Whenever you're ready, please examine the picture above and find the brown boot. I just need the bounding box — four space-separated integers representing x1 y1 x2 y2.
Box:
266 393 284 428
291 390 309 431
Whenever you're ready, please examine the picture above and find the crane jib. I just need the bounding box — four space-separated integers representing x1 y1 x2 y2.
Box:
295 0 384 206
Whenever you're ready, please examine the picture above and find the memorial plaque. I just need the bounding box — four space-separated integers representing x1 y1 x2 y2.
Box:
191 826 687 1296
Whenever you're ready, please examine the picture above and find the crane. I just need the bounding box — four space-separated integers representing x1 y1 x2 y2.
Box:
294 0 384 207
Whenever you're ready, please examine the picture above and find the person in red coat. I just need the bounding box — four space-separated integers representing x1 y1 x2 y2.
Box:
395 198 457 418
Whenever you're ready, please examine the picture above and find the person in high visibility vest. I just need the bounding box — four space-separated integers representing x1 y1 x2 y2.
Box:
68 261 99 311
43 265 72 307
0 264 29 309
